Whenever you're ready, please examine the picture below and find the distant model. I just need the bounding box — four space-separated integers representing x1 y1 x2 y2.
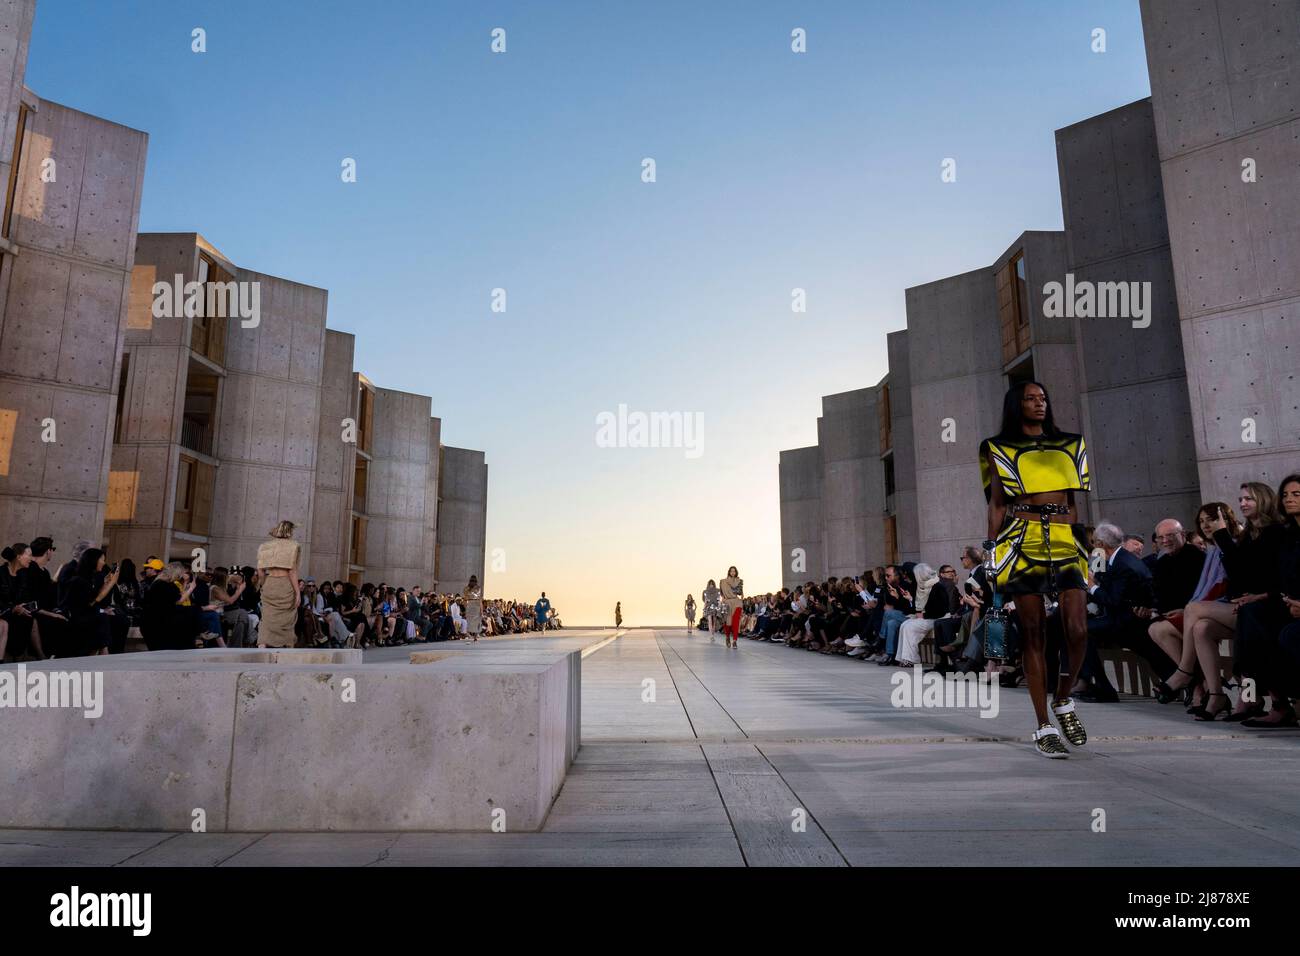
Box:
615 601 623 627
534 592 551 634
720 566 744 649
684 594 696 633
981 381 1091 759
464 575 482 642
255 520 301 648
702 579 722 639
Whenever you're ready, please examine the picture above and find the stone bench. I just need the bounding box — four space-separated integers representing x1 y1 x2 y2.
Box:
0 646 579 833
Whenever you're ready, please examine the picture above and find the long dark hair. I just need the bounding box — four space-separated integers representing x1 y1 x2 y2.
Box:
997 380 1060 440
77 547 104 579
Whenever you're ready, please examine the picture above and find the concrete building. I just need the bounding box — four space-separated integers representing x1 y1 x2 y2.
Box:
882 331 919 563
108 233 487 590
778 445 822 590
1056 98 1202 535
0 0 148 551
818 387 884 580
108 233 328 570
435 445 487 592
1141 0 1300 501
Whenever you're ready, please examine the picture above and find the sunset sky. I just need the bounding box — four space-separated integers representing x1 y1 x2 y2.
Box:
31 0 1154 624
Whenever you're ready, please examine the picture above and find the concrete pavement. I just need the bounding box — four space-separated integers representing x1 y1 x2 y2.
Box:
2 627 1297 866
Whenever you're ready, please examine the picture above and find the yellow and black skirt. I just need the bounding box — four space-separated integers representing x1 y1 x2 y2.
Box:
991 510 1089 595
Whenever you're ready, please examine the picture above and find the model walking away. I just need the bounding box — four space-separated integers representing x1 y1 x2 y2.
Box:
256 520 302 648
981 381 1091 758
684 594 696 633
615 601 622 628
703 579 722 639
721 566 744 649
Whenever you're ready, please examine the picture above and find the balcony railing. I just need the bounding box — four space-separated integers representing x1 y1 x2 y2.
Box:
180 416 213 456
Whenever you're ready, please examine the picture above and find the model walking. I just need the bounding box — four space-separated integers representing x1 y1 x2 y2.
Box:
464 575 482 642
615 601 622 627
702 579 722 639
684 594 696 633
981 381 1091 758
721 566 744 649
256 520 301 648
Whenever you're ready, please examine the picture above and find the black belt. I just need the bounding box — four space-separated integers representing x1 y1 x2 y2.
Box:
1011 503 1070 596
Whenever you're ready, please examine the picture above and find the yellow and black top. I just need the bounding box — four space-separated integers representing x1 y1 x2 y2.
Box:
978 432 1089 502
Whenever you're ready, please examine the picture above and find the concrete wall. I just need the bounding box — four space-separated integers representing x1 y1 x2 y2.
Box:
818 387 882 579
435 445 487 592
208 268 327 569
365 387 433 587
107 233 203 562
906 268 1005 564
885 331 920 563
0 1 33 214
778 444 823 589
0 89 146 551
307 329 356 581
424 417 442 587
1056 98 1203 537
1141 0 1300 505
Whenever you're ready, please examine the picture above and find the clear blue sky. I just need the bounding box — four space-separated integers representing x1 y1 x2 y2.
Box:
30 0 1152 624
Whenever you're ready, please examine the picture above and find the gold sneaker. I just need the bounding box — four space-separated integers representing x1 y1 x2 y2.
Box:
1032 725 1069 758
1052 698 1087 748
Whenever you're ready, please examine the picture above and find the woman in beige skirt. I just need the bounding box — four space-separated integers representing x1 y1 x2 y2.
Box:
256 520 301 648
463 575 482 642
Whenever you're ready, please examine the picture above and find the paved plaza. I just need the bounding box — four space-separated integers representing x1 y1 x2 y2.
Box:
3 628 1298 866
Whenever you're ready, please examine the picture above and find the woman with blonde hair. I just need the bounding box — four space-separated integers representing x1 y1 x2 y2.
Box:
1177 484 1285 720
256 520 301 648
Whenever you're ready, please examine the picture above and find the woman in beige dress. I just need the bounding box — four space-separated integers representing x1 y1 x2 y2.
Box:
255 520 301 648
464 575 483 642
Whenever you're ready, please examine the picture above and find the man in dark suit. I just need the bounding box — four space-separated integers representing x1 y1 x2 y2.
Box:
1077 522 1160 702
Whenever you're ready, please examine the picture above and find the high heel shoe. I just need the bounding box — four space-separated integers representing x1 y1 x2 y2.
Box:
1192 691 1231 721
1154 667 1195 705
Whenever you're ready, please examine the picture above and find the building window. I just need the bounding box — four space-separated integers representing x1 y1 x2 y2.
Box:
883 455 896 498
114 353 130 443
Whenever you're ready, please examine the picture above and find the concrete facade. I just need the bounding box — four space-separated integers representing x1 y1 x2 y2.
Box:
1141 0 1300 503
0 0 148 551
778 445 823 589
818 388 883 579
365 387 435 587
110 235 483 589
306 330 357 581
905 265 1006 563
884 331 920 563
1056 98 1202 535
434 445 488 592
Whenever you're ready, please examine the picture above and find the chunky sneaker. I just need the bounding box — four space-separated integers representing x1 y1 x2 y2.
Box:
1052 698 1087 747
847 646 866 657
845 636 865 648
1032 725 1069 759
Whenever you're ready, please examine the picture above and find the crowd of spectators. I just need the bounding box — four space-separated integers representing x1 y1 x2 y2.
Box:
0 537 561 659
695 475 1300 728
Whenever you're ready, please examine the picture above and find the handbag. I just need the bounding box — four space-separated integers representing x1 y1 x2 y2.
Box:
977 540 1010 662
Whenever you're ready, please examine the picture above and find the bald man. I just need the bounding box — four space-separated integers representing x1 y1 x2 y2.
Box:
1139 518 1206 619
